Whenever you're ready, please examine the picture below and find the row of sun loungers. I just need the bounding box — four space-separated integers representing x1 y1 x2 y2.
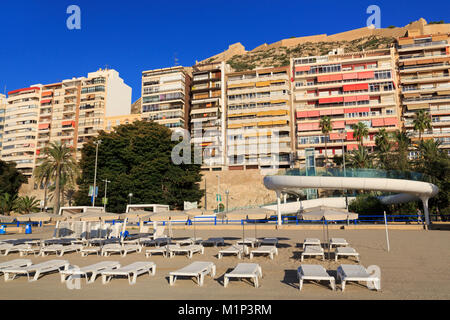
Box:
0 258 380 291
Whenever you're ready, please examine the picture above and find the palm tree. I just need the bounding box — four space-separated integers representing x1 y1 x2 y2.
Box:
351 122 369 148
319 116 332 167
15 196 40 214
0 193 18 216
375 129 392 169
391 130 411 171
413 110 432 142
34 142 78 215
348 145 374 168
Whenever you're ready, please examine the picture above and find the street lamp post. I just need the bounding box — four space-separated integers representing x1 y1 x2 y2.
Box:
339 130 348 208
92 140 102 206
103 179 111 212
128 193 133 205
216 175 220 213
225 190 229 213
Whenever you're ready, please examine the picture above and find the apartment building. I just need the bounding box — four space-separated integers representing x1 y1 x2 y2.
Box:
141 66 191 130
0 94 6 151
190 62 229 170
1 68 131 179
1 87 41 176
397 32 450 155
292 48 401 165
226 66 293 170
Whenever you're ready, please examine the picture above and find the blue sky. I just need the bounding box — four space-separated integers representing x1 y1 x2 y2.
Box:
0 0 449 101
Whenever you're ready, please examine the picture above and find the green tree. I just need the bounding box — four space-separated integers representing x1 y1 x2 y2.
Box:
15 196 40 214
351 122 369 148
0 193 18 216
413 110 432 142
374 129 392 169
414 139 450 213
390 130 411 171
74 121 204 213
319 116 332 167
0 160 27 196
35 142 79 215
348 145 374 168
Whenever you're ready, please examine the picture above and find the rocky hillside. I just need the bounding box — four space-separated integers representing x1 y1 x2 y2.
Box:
225 35 395 72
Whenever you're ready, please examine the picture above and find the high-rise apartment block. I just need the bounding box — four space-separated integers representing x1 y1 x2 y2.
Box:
1 68 131 178
397 33 450 155
292 48 401 164
190 62 229 170
0 94 6 151
141 66 191 130
226 66 293 170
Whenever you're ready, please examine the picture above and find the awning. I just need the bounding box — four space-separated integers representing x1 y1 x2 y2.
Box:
271 99 288 104
319 109 333 116
228 124 243 129
307 110 320 117
319 97 343 104
347 144 358 151
228 83 255 89
295 66 311 72
384 117 398 126
41 99 52 104
331 108 344 115
256 81 271 87
38 123 50 130
332 121 345 129
371 118 384 127
343 73 358 80
41 91 53 97
407 104 429 111
358 71 374 79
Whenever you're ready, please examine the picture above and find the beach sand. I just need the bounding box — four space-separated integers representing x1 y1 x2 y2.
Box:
0 226 449 300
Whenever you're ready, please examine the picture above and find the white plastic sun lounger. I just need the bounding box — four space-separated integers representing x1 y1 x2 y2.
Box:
218 244 249 259
145 246 169 258
141 237 171 247
101 244 142 257
329 238 349 249
169 261 216 286
201 238 225 247
80 246 101 257
3 244 40 256
2 259 69 282
39 244 83 256
101 262 156 285
224 263 262 288
297 265 336 291
249 246 278 260
337 264 381 291
301 245 325 262
303 238 321 249
0 259 32 273
260 238 278 246
335 247 360 262
176 237 202 246
167 244 204 258
0 243 14 255
60 261 121 284
236 238 259 248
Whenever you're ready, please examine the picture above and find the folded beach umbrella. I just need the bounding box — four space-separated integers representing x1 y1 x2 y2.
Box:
300 206 358 259
16 212 68 222
217 207 275 259
149 210 195 239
